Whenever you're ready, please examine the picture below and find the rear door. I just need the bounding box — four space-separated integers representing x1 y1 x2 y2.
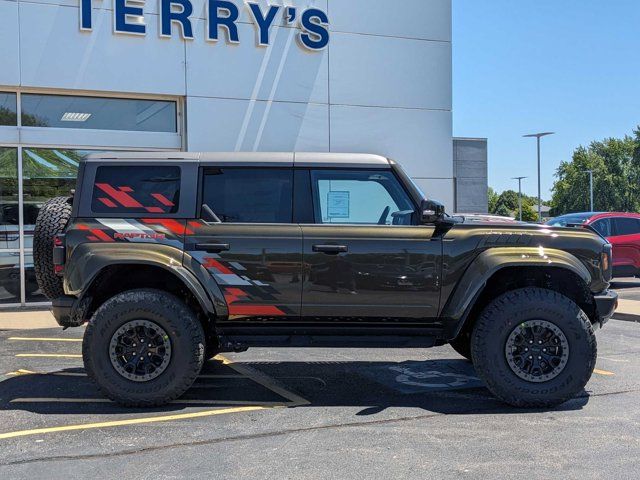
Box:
609 217 640 276
300 168 441 324
185 165 303 323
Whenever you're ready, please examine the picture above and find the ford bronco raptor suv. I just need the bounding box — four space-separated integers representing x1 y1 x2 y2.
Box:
33 152 618 408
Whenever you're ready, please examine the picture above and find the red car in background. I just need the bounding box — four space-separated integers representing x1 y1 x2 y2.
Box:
547 212 640 278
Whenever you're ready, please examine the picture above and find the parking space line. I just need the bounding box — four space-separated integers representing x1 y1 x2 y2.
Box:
7 337 83 343
0 406 272 440
15 354 82 358
216 355 310 407
594 368 615 376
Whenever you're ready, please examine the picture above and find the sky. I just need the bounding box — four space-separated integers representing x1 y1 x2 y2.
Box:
453 0 640 201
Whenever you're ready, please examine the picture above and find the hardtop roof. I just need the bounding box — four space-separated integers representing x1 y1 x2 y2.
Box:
82 152 392 168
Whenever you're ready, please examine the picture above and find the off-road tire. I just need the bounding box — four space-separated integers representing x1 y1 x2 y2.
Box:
33 196 72 299
83 289 205 407
449 332 472 361
471 287 597 408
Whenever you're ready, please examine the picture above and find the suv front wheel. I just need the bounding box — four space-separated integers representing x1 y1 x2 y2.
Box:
471 287 597 408
83 289 205 407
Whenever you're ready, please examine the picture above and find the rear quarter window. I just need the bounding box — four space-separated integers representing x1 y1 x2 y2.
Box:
91 166 180 214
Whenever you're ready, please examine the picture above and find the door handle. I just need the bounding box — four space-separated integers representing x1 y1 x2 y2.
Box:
312 244 348 254
195 243 230 253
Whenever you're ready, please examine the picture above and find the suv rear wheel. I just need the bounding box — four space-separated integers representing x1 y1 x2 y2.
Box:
83 289 205 407
471 287 597 408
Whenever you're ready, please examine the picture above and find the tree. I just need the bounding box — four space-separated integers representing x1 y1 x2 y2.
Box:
494 203 512 217
551 132 639 215
487 187 499 213
520 202 538 222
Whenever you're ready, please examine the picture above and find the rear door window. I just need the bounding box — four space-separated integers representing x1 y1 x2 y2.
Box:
613 217 640 236
201 168 293 223
91 166 180 214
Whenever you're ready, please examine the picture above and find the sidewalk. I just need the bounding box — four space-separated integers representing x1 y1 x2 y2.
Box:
613 298 640 323
0 309 58 330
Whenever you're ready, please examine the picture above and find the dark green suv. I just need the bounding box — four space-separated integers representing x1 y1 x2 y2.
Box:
33 152 618 408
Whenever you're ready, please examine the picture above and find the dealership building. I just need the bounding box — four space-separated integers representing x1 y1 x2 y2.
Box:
0 0 487 307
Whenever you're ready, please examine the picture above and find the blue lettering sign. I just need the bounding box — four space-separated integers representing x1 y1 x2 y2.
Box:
207 0 240 44
247 3 280 47
160 0 194 39
300 8 329 50
79 0 330 51
114 0 146 35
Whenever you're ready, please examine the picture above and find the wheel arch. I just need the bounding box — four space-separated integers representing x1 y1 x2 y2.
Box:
442 247 595 340
66 243 228 330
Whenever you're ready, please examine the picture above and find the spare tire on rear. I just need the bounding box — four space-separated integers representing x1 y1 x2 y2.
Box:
34 196 72 300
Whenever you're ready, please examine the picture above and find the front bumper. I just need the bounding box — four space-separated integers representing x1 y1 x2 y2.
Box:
593 289 618 327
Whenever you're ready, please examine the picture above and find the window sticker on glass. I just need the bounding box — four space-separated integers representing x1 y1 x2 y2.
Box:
327 191 350 219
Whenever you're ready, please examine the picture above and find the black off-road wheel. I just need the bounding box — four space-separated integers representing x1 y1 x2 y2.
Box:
83 289 205 407
33 196 72 300
471 287 597 408
449 332 472 361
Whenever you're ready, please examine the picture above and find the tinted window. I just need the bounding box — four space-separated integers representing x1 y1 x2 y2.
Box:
546 215 590 227
0 92 17 126
311 170 415 225
91 166 180 214
591 219 612 237
614 217 640 236
202 168 293 223
0 148 19 249
21 94 177 132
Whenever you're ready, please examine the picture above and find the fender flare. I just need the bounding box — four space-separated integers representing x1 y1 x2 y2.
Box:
441 247 592 338
65 243 228 318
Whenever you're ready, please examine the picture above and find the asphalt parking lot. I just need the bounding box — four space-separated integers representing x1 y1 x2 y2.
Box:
0 318 639 479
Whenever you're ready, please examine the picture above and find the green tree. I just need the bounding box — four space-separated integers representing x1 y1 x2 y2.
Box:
551 132 638 215
487 187 499 213
494 203 512 217
520 202 538 222
493 190 519 214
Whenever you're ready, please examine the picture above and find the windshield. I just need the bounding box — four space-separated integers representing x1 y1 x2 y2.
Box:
546 214 592 227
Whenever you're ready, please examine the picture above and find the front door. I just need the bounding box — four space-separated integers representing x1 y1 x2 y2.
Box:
185 167 303 323
301 168 441 324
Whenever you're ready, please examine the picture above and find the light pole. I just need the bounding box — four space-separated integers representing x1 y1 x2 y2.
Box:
512 176 527 221
523 132 555 222
583 170 594 212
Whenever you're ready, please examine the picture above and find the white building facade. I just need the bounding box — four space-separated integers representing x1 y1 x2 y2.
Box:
0 0 452 306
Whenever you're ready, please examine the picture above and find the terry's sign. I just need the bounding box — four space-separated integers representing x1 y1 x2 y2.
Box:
79 0 330 50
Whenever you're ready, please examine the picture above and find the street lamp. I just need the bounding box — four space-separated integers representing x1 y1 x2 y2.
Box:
583 170 594 212
512 176 527 221
523 132 555 222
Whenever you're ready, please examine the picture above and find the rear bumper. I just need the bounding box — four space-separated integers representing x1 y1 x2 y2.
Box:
593 289 618 327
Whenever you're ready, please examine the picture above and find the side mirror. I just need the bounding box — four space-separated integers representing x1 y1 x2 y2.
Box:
420 199 445 224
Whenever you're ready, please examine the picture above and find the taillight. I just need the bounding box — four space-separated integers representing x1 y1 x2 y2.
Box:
53 234 66 275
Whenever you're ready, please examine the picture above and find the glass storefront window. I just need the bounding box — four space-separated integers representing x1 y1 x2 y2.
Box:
0 93 17 126
0 251 21 304
23 253 44 303
0 148 19 249
22 148 84 247
21 94 177 132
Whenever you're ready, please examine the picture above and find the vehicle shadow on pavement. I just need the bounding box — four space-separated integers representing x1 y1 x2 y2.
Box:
0 358 590 417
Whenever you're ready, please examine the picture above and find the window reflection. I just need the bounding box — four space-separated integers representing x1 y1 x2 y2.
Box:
0 93 17 126
0 251 21 304
0 148 19 249
21 94 177 132
22 148 83 247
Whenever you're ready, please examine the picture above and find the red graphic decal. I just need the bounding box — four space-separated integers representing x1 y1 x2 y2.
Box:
228 305 286 316
141 218 191 235
188 221 204 230
114 232 166 240
90 228 115 243
145 207 164 213
203 258 234 275
95 183 143 208
119 186 133 192
224 287 248 304
98 197 118 208
151 193 175 207
87 236 99 242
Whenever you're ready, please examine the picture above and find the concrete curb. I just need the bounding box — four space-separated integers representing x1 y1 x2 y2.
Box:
0 310 59 330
